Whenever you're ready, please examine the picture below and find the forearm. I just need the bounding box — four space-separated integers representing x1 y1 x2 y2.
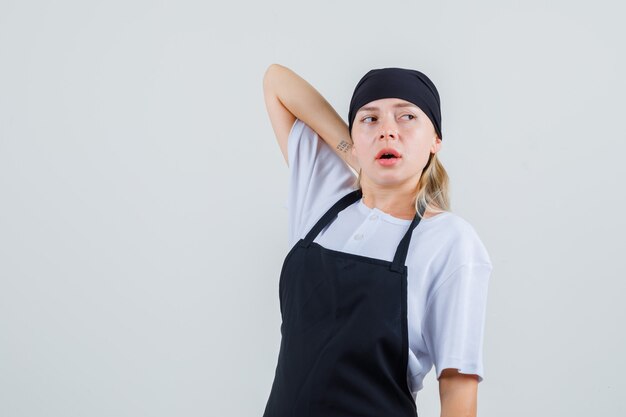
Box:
263 64 358 171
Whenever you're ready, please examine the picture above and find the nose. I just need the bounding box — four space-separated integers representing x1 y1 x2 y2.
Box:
378 115 399 140
379 128 399 140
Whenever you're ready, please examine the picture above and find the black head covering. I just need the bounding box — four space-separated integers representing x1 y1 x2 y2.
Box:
348 67 442 140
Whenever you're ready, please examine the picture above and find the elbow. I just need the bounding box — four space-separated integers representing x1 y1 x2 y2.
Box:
266 63 286 74
263 63 283 88
263 63 292 87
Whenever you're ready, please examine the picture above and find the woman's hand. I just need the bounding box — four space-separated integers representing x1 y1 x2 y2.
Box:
263 63 360 173
439 368 479 417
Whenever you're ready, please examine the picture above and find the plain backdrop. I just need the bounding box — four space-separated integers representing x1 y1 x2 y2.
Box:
1 0 625 416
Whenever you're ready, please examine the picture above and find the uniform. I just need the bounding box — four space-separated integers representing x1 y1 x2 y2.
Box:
263 118 493 415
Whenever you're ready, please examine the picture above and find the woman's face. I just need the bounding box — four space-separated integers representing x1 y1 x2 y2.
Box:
350 97 442 188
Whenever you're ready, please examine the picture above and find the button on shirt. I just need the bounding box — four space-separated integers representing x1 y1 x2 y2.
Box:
350 212 385 245
282 118 493 397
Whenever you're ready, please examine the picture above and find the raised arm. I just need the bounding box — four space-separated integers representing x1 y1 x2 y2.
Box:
262 63 360 172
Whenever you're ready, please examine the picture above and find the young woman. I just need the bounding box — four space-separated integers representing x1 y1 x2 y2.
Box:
262 64 493 417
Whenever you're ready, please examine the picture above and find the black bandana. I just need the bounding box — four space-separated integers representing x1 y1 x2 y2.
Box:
348 67 442 140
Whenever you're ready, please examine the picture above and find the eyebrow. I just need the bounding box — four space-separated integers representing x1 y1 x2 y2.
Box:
357 103 419 113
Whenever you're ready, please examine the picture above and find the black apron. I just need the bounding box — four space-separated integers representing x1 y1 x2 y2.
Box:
263 188 424 417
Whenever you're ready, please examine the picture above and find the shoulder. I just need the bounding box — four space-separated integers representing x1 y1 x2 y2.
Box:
418 211 493 267
414 212 493 316
288 118 320 151
286 118 317 161
285 118 358 247
288 117 306 139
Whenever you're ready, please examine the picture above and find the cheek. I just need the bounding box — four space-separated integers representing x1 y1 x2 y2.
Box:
409 148 432 166
355 144 370 159
351 136 366 155
402 141 427 160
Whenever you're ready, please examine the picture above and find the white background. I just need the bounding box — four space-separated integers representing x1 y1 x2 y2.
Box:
1 0 624 416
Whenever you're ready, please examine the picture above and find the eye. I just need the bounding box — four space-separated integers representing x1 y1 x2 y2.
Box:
402 114 416 120
361 116 377 123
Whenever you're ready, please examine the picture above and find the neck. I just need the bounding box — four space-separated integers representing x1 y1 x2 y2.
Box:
360 177 420 220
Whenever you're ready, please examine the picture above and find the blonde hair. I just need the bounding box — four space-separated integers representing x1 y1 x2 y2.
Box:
352 151 450 219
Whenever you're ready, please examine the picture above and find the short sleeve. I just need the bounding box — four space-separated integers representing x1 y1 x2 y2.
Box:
421 262 493 383
286 118 357 247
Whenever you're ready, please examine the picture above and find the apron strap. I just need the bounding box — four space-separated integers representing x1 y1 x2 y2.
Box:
390 199 426 272
303 188 363 247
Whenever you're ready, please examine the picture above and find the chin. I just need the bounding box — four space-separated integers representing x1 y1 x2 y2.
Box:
366 174 405 186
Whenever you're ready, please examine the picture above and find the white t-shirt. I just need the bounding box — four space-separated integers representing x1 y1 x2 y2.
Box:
282 118 493 397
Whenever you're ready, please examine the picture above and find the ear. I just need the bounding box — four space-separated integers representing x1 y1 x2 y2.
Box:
430 135 442 154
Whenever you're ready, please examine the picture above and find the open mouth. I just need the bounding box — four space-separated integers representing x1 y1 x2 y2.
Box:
375 148 402 160
376 148 402 167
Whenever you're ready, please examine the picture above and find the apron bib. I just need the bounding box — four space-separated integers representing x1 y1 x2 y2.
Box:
263 188 424 417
